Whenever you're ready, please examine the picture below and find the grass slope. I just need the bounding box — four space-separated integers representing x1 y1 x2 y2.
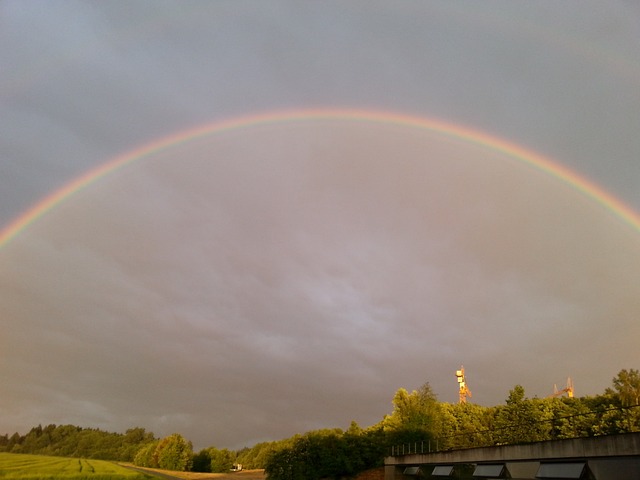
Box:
0 452 157 479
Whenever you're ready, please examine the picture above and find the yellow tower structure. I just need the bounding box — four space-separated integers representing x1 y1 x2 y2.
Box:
456 365 472 403
549 377 574 398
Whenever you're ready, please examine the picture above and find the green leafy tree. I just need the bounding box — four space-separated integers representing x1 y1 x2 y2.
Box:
264 438 304 480
583 392 640 435
155 433 193 471
134 440 159 468
545 397 581 439
120 428 155 461
383 383 442 445
264 426 386 480
192 449 212 472
209 447 235 473
493 385 549 444
0 424 155 461
7 432 22 453
440 402 494 449
235 441 281 469
611 368 640 406
343 423 386 473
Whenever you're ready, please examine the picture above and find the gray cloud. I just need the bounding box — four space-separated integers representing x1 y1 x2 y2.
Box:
1 1 640 450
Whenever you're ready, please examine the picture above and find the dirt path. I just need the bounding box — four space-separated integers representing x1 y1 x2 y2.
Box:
120 464 183 479
119 464 265 480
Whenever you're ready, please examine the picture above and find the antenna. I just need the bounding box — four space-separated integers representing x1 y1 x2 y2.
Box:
549 377 574 398
455 365 472 403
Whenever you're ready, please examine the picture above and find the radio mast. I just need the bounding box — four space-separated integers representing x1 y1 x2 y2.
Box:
456 365 472 403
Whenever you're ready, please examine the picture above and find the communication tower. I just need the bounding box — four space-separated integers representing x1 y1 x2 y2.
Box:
549 377 574 398
456 365 472 403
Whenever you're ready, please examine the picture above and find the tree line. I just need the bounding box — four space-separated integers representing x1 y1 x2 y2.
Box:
261 368 640 479
1 368 638 478
0 425 154 461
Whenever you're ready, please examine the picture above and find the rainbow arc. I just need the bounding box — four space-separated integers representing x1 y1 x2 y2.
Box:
1 108 639 248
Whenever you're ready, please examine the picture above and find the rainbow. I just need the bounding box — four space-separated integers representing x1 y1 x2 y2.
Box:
1 108 639 248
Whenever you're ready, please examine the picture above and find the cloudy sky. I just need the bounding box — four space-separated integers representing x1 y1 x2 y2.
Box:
1 1 640 450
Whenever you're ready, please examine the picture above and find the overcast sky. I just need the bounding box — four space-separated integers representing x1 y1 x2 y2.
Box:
1 1 640 450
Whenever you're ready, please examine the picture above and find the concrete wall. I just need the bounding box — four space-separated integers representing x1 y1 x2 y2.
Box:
385 432 640 465
384 466 402 480
387 459 640 480
354 467 385 480
384 433 640 480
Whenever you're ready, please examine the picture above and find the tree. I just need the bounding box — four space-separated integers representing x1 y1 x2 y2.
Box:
264 438 306 480
134 440 159 468
235 441 280 469
493 385 548 444
7 432 22 453
120 428 155 461
346 420 362 436
209 447 235 473
155 434 193 471
192 449 212 472
383 383 443 444
611 369 640 406
440 402 494 449
263 427 385 480
343 424 386 474
545 397 580 440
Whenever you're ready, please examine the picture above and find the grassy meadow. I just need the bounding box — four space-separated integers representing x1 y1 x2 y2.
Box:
0 452 157 479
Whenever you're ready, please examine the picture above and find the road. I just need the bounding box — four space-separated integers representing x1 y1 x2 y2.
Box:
120 464 183 479
119 464 265 480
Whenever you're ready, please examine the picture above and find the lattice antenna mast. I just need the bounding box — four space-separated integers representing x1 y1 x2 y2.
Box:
549 377 574 398
456 365 472 404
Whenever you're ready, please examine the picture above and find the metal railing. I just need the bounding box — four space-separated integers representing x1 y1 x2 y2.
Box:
390 440 439 456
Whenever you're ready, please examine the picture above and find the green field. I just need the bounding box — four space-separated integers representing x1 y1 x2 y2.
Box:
0 452 157 479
